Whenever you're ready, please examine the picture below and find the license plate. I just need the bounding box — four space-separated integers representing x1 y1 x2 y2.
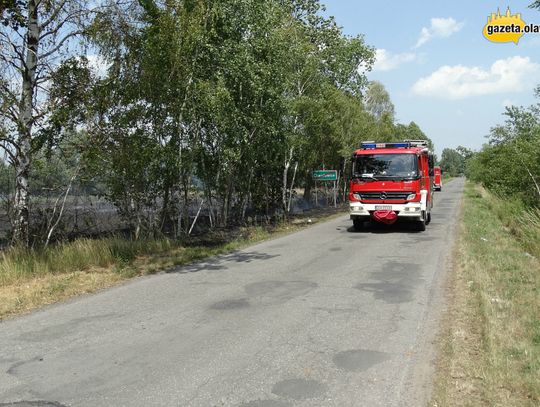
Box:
375 205 392 210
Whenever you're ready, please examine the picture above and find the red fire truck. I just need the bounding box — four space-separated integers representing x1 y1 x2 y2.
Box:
433 166 442 191
349 140 434 231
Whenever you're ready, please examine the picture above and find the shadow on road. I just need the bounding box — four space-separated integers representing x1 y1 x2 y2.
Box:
346 220 423 234
167 251 280 274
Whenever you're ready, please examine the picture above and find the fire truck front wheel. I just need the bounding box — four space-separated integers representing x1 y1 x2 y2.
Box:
416 211 427 231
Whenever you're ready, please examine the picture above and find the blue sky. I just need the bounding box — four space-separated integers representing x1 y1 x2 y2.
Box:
322 1 540 156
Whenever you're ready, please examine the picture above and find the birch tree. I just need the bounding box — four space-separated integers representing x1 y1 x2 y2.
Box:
0 0 103 245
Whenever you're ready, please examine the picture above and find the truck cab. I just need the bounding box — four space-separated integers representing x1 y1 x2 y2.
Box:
348 140 434 231
433 166 442 191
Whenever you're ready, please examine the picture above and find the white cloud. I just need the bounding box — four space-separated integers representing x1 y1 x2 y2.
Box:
414 17 464 48
412 56 540 100
373 49 416 72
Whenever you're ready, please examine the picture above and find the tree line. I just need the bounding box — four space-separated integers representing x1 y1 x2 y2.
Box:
0 0 432 246
437 86 540 209
438 146 473 178
466 89 540 207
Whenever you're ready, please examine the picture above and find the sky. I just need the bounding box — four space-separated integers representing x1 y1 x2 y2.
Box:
322 0 540 156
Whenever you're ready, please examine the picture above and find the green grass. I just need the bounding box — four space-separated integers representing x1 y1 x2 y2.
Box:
432 181 540 407
487 196 540 259
0 238 173 286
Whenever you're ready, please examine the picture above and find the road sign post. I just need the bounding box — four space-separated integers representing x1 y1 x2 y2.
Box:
312 170 338 207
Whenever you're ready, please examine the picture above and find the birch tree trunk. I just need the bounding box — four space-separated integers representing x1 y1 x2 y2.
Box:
282 147 293 216
12 0 39 246
287 162 298 213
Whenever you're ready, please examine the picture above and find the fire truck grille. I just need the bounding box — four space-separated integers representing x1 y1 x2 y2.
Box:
359 191 414 201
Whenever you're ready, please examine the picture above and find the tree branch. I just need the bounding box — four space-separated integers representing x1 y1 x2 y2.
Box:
0 81 19 103
44 169 78 248
40 8 84 41
0 53 23 73
0 34 27 69
40 0 69 30
40 30 84 60
0 140 19 161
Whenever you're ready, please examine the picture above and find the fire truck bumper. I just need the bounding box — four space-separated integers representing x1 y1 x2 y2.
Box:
349 202 424 220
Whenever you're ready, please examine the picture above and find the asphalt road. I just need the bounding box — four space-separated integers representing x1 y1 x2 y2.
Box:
0 178 464 407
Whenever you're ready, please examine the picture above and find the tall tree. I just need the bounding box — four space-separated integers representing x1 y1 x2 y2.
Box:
439 148 466 177
364 81 394 120
395 121 433 149
280 1 374 212
0 0 103 245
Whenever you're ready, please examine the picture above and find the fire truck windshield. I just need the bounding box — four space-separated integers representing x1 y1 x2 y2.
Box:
353 154 418 179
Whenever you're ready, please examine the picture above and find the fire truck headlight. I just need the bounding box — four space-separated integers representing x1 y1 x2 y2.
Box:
406 193 416 201
353 193 361 200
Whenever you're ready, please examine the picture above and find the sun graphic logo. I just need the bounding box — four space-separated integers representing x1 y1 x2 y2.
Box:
483 7 526 44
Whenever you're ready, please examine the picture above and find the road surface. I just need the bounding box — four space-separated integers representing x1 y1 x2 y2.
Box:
0 178 464 407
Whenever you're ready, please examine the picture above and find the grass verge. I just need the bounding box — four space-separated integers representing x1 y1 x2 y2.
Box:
431 181 540 406
0 206 346 320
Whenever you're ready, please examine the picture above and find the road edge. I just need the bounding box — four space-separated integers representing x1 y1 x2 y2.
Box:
399 178 464 406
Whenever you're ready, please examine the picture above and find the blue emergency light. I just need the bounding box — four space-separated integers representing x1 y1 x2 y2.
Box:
360 141 410 149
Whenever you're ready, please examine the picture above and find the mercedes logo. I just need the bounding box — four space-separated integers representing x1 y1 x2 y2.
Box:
380 192 387 200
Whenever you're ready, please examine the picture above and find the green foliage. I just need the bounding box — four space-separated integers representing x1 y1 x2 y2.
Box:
467 100 540 207
394 121 433 149
82 0 382 232
439 147 468 177
0 161 14 196
0 0 26 29
365 81 394 120
1 0 432 242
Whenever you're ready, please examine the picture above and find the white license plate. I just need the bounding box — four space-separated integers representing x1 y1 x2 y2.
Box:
375 205 392 210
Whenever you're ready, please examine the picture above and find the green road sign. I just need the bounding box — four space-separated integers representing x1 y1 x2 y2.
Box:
312 170 337 181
